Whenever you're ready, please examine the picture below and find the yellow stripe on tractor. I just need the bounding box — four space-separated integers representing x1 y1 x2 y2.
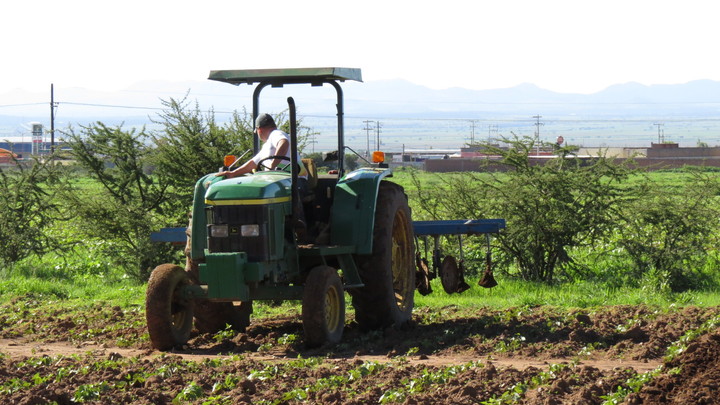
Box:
205 196 291 206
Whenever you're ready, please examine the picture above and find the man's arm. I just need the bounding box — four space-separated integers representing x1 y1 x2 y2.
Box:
269 138 290 169
216 159 257 178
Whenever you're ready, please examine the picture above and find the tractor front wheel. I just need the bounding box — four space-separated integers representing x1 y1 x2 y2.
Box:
146 264 194 351
302 266 345 347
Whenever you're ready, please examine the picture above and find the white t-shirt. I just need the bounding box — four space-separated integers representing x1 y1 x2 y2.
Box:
252 129 306 177
252 130 291 168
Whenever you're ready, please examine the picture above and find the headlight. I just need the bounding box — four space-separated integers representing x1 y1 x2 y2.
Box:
210 224 228 238
241 224 260 237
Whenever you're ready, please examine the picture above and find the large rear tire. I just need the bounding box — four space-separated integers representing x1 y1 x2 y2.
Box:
351 181 415 330
146 264 194 351
185 216 252 333
302 266 345 347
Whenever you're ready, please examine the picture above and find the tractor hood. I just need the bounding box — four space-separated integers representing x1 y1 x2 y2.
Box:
205 172 292 205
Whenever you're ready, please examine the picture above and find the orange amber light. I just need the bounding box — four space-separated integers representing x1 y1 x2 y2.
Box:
223 155 236 167
372 151 385 163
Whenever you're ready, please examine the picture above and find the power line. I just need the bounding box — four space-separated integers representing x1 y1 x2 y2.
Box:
5 101 720 125
0 102 47 108
61 102 164 111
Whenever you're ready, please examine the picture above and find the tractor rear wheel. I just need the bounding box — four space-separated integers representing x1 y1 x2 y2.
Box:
185 217 252 333
352 181 415 330
146 264 194 351
302 266 345 347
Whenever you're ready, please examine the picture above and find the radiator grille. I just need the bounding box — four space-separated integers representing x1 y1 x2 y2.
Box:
207 205 269 261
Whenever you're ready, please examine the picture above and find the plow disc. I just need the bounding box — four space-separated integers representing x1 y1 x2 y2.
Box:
439 255 470 294
415 252 433 296
478 252 498 288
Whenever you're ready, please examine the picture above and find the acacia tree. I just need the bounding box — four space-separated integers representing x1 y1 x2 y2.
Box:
0 155 68 265
616 170 720 291
63 122 177 281
150 98 253 188
411 135 634 282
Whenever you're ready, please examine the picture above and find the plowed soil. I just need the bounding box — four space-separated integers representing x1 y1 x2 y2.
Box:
1 297 719 404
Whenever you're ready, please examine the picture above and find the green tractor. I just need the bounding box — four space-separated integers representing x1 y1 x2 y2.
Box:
146 68 417 350
146 67 506 350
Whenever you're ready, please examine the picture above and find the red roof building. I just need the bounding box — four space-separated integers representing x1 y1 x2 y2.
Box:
0 148 18 164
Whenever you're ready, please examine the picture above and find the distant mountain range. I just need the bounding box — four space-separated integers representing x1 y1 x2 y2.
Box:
4 78 720 118
3 79 720 149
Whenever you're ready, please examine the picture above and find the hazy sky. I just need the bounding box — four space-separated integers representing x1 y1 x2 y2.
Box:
2 0 718 95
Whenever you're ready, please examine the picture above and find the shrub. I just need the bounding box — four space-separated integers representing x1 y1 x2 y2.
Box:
615 170 720 291
149 97 255 219
411 135 634 283
0 155 69 265
62 122 177 281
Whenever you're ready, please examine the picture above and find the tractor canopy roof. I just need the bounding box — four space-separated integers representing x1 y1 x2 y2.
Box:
208 67 362 86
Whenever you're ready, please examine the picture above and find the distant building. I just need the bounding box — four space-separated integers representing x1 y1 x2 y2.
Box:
0 148 18 164
461 145 556 158
0 141 67 157
423 142 720 172
0 142 32 156
645 142 720 159
395 149 461 162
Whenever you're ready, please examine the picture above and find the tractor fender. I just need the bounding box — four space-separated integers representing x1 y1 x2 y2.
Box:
329 167 393 254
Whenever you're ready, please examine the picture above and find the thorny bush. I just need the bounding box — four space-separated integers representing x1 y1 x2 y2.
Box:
412 135 634 283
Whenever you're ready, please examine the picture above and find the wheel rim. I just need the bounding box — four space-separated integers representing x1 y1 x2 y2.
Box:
391 209 413 313
324 285 341 332
171 295 191 332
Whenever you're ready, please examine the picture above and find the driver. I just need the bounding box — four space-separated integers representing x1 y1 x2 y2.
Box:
217 113 305 179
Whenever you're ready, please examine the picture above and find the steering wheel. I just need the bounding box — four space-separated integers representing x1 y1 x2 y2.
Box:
256 155 292 171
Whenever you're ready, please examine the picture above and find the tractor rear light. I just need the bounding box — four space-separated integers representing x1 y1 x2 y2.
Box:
210 224 229 238
372 151 385 163
241 224 260 237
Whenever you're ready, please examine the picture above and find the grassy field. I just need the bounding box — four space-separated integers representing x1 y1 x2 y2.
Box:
1 167 719 308
2 257 718 312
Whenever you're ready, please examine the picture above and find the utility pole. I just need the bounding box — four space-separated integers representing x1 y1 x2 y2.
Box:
488 124 498 141
469 120 478 145
50 83 57 154
375 121 382 151
532 115 543 155
654 123 665 143
363 120 374 157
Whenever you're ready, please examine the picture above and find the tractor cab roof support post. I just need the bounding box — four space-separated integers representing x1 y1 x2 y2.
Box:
328 80 345 178
251 82 272 154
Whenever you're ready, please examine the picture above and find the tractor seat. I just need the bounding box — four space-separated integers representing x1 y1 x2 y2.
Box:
301 158 318 202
